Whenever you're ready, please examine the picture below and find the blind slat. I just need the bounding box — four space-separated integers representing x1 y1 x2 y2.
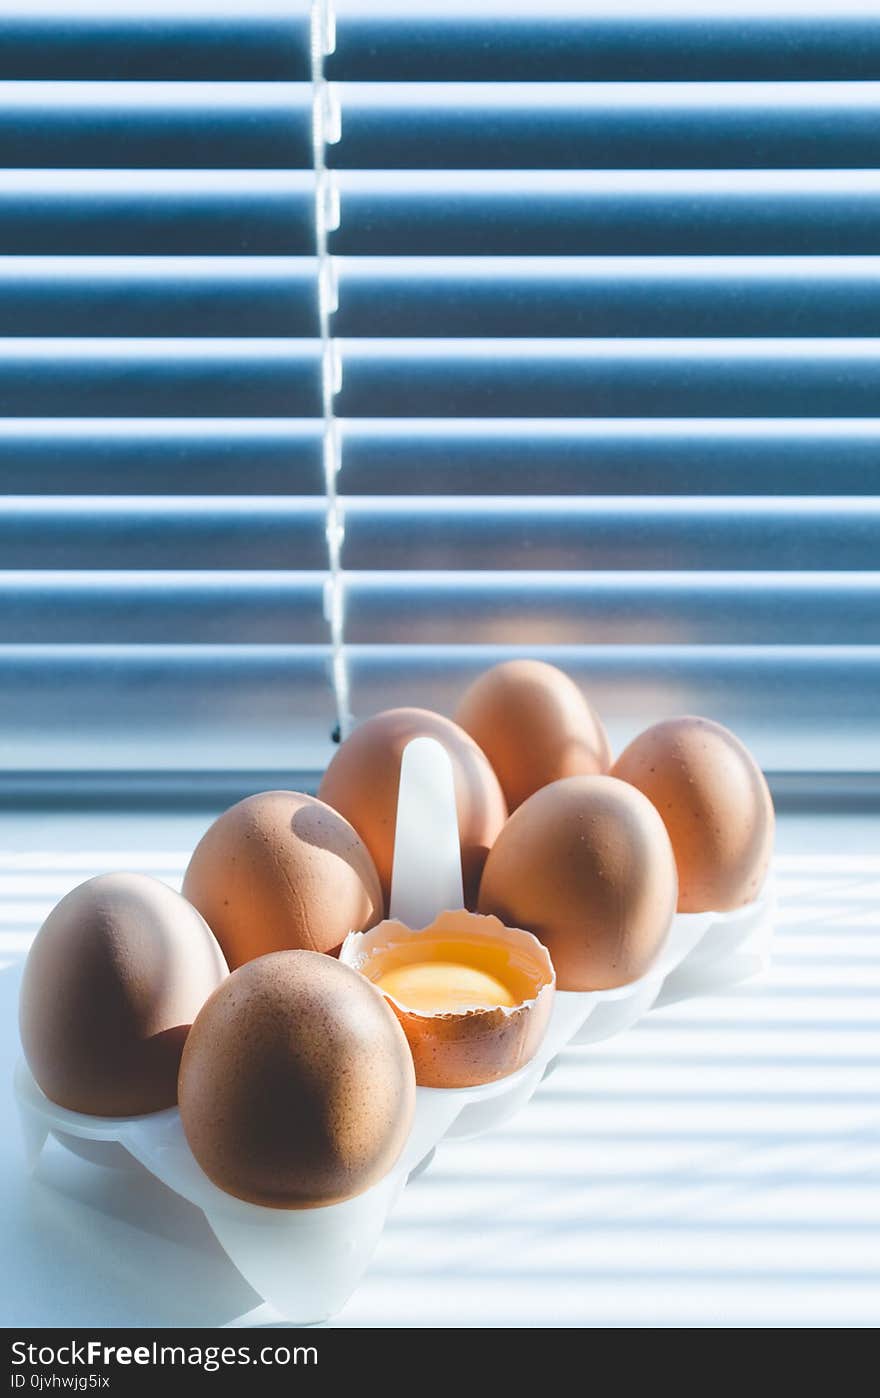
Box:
1 573 328 644
0 171 315 255
336 419 880 496
15 255 880 340
343 573 880 646
0 340 322 416
346 645 880 774
0 10 310 80
0 82 311 167
339 498 880 572
1 499 329 569
329 6 880 82
0 420 325 495
332 170 880 257
334 257 880 337
0 645 336 772
0 257 319 336
330 83 880 171
336 339 880 417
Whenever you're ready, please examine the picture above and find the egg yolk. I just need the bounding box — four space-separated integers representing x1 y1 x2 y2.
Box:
375 960 518 1014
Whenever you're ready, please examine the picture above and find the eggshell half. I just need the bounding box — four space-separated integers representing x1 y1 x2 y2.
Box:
341 909 555 1089
19 872 227 1117
611 715 775 912
317 708 507 910
478 775 678 991
178 950 416 1209
182 790 383 970
455 659 612 810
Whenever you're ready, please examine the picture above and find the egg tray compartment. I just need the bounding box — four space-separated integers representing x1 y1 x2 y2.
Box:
14 738 775 1327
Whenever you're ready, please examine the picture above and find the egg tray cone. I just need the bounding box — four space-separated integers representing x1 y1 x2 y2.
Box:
13 737 776 1326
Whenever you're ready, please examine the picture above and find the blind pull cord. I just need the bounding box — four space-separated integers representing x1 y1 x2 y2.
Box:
310 0 349 744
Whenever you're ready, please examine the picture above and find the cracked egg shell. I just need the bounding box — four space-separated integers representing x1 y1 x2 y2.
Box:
478 775 677 991
611 715 774 913
19 872 227 1117
341 909 555 1089
178 950 416 1208
182 790 383 970
317 708 507 910
455 659 612 811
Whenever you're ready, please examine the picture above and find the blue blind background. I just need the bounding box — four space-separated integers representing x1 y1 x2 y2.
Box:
1 1 878 793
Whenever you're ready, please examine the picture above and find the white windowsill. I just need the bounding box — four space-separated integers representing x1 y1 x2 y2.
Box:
0 805 877 1329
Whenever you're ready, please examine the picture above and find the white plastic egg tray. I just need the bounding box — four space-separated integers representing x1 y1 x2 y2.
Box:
14 738 775 1326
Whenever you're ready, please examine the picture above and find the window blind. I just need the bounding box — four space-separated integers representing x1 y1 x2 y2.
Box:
2 1 879 794
0 2 332 783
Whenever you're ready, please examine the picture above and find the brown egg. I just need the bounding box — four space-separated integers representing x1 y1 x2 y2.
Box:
342 909 556 1089
182 790 383 971
178 950 416 1208
19 872 227 1116
478 775 677 991
317 708 507 910
455 659 612 810
611 716 775 912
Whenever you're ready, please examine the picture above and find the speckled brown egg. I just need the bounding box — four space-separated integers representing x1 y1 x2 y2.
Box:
182 791 383 971
317 708 507 910
455 659 612 810
178 950 416 1208
611 716 774 912
19 872 227 1116
478 775 677 991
